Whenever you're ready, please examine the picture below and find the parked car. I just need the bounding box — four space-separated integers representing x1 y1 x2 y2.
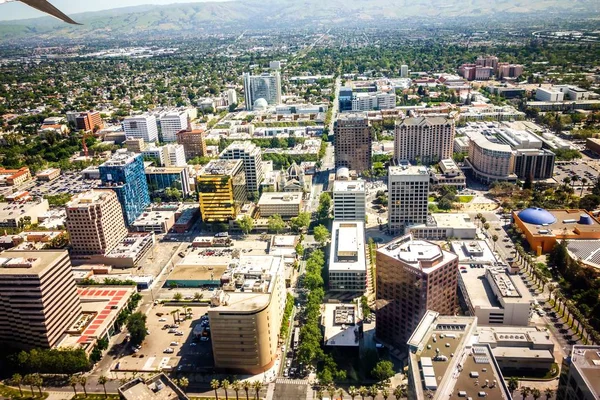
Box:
164 348 174 354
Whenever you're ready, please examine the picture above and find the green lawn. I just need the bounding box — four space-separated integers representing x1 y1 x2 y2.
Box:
428 196 436 202
457 195 474 203
0 384 48 400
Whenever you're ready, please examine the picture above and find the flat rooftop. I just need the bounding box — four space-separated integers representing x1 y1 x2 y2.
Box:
0 200 47 221
450 240 497 265
322 303 360 347
258 192 302 205
145 166 187 174
389 165 429 177
100 149 139 167
567 240 600 269
131 211 174 227
67 189 114 208
333 180 365 193
106 233 154 259
119 374 188 400
408 311 511 400
378 234 456 274
210 255 284 313
571 345 600 399
0 250 67 276
430 213 475 229
200 159 242 176
330 220 367 273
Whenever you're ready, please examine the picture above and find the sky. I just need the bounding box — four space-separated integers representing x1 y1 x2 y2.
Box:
0 0 230 21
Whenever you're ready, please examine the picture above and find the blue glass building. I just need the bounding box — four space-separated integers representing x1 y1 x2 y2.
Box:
99 150 150 226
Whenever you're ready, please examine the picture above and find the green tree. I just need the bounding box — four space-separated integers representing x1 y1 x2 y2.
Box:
222 379 230 400
69 375 79 397
520 386 531 400
23 374 35 397
173 292 183 302
253 381 263 400
393 384 407 399
242 381 251 400
492 234 499 250
507 377 519 395
178 377 189 393
267 214 286 234
98 375 108 398
11 373 23 397
126 312 148 346
295 242 304 259
79 375 88 397
290 212 311 232
371 360 395 381
317 192 332 220
314 225 330 247
33 374 43 397
238 215 254 235
232 380 241 400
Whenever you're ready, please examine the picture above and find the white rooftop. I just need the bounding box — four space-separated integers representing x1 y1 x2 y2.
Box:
333 180 365 193
329 220 366 273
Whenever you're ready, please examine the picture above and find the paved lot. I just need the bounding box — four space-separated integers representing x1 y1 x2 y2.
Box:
553 160 599 188
114 305 213 373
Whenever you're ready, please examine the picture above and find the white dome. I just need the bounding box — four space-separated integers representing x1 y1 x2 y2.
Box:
253 98 268 110
336 167 350 180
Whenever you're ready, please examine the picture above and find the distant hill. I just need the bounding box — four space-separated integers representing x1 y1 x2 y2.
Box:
0 0 598 42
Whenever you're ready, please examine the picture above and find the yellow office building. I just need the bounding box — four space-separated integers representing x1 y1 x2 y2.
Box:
198 160 247 222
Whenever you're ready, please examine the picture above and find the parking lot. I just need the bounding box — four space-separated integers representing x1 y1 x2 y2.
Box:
553 160 600 187
114 305 213 373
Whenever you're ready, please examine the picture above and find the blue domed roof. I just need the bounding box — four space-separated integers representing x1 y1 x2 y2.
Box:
518 208 556 225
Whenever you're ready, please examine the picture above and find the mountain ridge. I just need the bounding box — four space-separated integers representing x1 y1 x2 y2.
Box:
0 0 598 42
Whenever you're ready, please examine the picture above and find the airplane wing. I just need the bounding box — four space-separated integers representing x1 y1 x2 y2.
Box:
20 0 82 25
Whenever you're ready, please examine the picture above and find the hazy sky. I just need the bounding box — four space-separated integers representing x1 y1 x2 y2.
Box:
0 0 230 21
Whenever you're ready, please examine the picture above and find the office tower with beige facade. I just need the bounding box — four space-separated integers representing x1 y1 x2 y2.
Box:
66 190 128 257
177 129 207 159
333 180 366 221
0 250 82 349
334 114 373 174
198 160 247 222
387 164 429 235
75 111 104 132
257 192 302 219
394 117 455 165
208 255 286 373
376 234 458 349
220 141 264 193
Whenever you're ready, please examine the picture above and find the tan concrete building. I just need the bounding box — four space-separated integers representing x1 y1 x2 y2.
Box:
388 165 430 235
0 167 32 186
208 255 286 373
66 190 128 256
35 168 61 181
257 192 302 219
124 137 146 153
376 234 458 349
334 114 372 174
466 130 517 183
177 129 207 159
394 117 455 165
0 250 82 349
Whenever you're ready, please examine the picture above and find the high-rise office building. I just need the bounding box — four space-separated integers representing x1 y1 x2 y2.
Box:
226 89 237 106
142 144 187 167
394 117 455 165
476 55 499 70
376 234 458 349
66 190 128 256
334 114 373 174
159 111 188 142
219 141 264 193
176 129 207 159
0 250 82 349
122 114 159 143
329 220 367 292
197 159 247 222
338 86 353 112
333 179 366 221
400 64 409 78
99 150 151 226
387 164 430 235
75 111 104 132
243 72 282 110
145 166 191 197
208 255 286 373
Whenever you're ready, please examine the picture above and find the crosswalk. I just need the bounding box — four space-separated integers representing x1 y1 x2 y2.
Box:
276 378 309 385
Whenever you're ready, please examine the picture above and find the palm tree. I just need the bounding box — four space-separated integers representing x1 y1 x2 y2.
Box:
484 222 490 231
211 379 221 400
544 388 554 399
11 373 23 397
23 374 35 397
532 388 541 400
33 374 43 397
358 386 368 400
580 177 588 197
232 380 242 400
338 388 345 400
222 379 231 400
368 385 379 400
520 386 531 400
80 376 88 397
316 389 324 400
382 388 390 400
393 384 407 399
349 386 358 400
178 377 189 393
253 381 263 400
98 375 109 398
242 381 251 400
69 376 79 397
507 376 519 395
492 234 499 250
